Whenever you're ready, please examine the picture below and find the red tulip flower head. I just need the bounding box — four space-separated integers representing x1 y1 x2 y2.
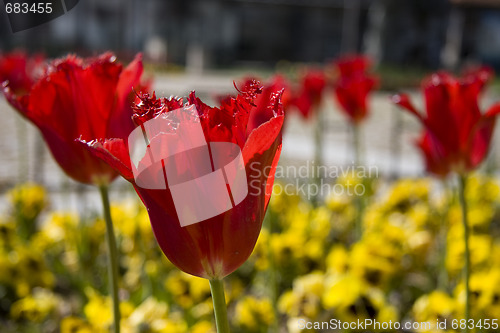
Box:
2 53 144 185
333 55 378 124
290 69 326 119
392 68 500 177
0 51 45 95
81 80 284 279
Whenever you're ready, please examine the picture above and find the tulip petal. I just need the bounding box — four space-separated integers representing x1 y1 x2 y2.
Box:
116 54 143 105
468 102 500 168
289 69 326 119
416 132 451 177
110 53 144 138
391 94 423 121
0 51 43 95
335 54 371 76
2 84 30 120
78 138 134 181
243 115 284 166
422 72 462 153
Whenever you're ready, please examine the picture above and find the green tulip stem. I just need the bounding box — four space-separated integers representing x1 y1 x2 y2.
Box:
352 123 363 240
353 122 362 166
458 174 470 332
313 109 323 206
438 179 451 291
99 184 121 333
267 214 279 333
209 279 230 333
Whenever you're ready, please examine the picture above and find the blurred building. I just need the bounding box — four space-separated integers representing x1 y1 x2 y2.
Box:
1 0 500 69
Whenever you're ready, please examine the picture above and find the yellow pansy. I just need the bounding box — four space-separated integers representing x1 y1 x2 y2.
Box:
10 288 59 322
234 296 274 331
413 291 455 332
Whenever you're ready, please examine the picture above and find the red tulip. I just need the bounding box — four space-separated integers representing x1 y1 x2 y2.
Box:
290 69 326 119
333 55 378 124
2 52 144 185
0 51 45 96
81 80 284 279
335 54 371 77
392 68 500 177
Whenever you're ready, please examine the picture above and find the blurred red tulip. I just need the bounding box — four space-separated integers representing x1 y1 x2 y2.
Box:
290 69 326 119
392 68 500 177
2 52 144 185
81 80 284 279
333 55 378 124
335 55 371 77
0 51 45 96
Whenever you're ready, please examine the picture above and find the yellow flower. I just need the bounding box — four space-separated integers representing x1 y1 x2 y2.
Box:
126 297 171 332
383 179 431 213
446 231 492 277
413 291 455 332
234 296 274 331
223 278 245 304
307 206 333 243
447 202 495 231
325 194 356 234
269 230 321 278
278 272 324 319
123 253 147 291
111 201 155 251
325 245 349 275
280 202 312 232
249 229 270 271
83 291 113 329
10 288 59 322
31 213 79 253
4 246 55 297
156 313 189 333
270 231 306 267
191 320 216 333
111 202 139 240
322 273 398 328
126 308 188 333
0 249 12 285
407 230 432 258
8 183 48 221
323 274 367 312
406 203 434 229
468 203 495 230
61 316 95 333
454 269 500 320
335 171 367 191
269 183 303 216
362 204 386 231
84 288 134 330
164 271 211 310
0 221 16 249
363 178 438 250
465 174 500 205
7 183 48 239
350 233 402 287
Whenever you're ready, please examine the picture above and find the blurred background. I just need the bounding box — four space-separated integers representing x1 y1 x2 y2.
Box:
2 0 500 209
2 0 500 71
